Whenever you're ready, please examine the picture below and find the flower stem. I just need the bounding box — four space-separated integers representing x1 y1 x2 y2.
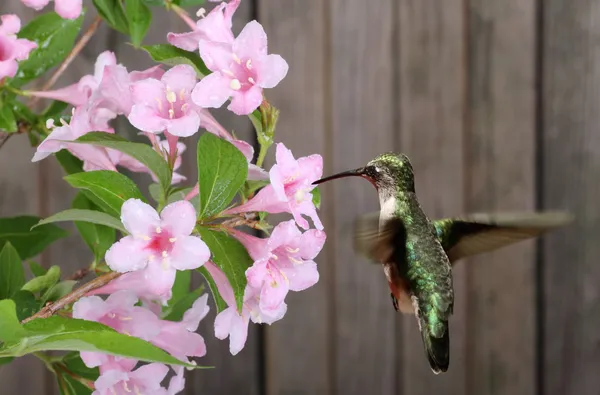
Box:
21 271 122 324
170 4 197 30
28 16 102 106
3 85 30 97
256 143 270 168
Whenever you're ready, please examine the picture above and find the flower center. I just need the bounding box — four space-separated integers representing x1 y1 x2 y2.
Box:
160 87 188 119
145 227 176 258
222 54 258 92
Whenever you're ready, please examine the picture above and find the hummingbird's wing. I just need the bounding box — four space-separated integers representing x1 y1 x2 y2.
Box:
432 211 573 263
353 211 406 264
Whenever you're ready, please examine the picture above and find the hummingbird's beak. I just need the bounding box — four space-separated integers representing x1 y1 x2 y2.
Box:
312 167 368 185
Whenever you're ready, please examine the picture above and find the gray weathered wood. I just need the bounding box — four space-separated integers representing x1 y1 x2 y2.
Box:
259 1 331 394
329 1 396 393
466 1 537 394
542 1 600 394
396 0 467 392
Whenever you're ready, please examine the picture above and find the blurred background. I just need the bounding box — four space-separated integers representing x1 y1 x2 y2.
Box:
0 0 594 394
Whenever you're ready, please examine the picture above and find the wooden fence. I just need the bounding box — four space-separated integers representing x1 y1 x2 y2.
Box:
0 0 596 394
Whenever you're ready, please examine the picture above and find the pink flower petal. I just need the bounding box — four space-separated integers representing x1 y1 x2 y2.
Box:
129 104 168 133
225 184 288 215
166 112 200 137
162 64 197 93
227 312 249 355
204 261 235 306
130 65 164 82
129 363 169 385
170 236 210 270
258 54 289 89
299 229 327 259
198 40 234 72
0 15 21 34
181 294 210 331
131 78 164 108
13 38 37 61
28 83 88 106
160 200 197 236
0 59 17 79
54 0 83 19
268 220 301 249
284 260 319 291
227 85 263 115
230 229 267 260
245 259 268 289
258 270 289 312
167 30 203 51
144 260 177 297
229 139 253 162
191 72 231 109
232 21 268 60
121 198 160 236
100 64 134 114
248 164 269 181
105 236 150 273
31 124 74 162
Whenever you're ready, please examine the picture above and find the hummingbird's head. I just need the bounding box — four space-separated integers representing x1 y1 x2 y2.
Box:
313 152 415 195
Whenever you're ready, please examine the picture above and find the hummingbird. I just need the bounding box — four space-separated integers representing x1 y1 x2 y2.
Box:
312 152 572 375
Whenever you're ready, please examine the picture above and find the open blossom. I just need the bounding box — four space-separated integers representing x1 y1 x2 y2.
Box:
167 0 240 51
129 64 201 137
226 143 323 230
233 220 325 313
20 0 82 19
205 262 286 355
0 14 37 80
32 106 116 170
29 51 163 116
73 291 162 368
192 21 289 115
105 199 210 294
93 363 169 395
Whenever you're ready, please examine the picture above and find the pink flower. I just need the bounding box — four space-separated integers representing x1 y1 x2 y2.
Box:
32 106 116 170
205 262 286 355
105 199 210 293
149 294 210 362
20 0 82 19
73 291 162 368
129 65 202 137
232 220 325 313
0 15 37 80
93 363 170 395
191 21 289 115
167 0 240 51
226 143 323 230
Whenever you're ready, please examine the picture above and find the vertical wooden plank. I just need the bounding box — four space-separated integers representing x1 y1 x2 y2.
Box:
542 1 600 394
329 1 396 394
466 1 537 394
259 1 331 394
396 1 467 393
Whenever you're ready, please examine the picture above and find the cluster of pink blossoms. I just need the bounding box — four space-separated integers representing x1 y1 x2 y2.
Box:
13 0 326 391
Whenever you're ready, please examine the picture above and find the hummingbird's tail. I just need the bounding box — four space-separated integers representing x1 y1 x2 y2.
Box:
418 317 450 374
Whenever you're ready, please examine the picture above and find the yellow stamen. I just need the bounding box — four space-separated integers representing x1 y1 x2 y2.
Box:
179 89 186 100
222 69 234 77
169 237 177 243
155 98 163 112
289 256 303 265
286 247 300 253
162 250 168 258
166 90 177 103
230 79 241 90
162 259 169 270
134 385 142 395
248 77 256 84
46 119 55 129
155 227 162 234
123 381 131 393
168 108 175 119
119 315 133 321
142 235 151 241
280 270 290 285
246 59 252 69
232 53 242 64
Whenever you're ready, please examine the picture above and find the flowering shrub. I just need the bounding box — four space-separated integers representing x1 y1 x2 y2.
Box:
0 1 325 393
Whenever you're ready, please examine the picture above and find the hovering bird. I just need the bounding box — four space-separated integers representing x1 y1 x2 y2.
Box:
313 152 572 375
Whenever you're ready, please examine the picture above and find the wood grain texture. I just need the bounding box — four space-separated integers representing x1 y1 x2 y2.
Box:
329 1 396 393
396 1 467 393
258 1 331 394
542 1 600 394
466 1 537 394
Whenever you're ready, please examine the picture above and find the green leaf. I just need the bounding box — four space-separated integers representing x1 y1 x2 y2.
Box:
0 357 14 366
92 0 129 34
22 265 61 294
41 280 77 304
312 187 321 209
162 287 203 322
55 353 97 394
0 242 25 299
11 100 37 124
12 12 83 87
198 266 227 313
125 0 152 47
57 373 93 395
142 44 210 77
0 216 68 260
56 151 84 175
197 133 248 219
170 270 191 308
34 209 127 234
28 261 47 277
71 193 118 262
0 300 26 342
141 0 165 5
62 352 99 381
197 228 252 311
64 171 146 217
12 290 41 321
0 102 17 133
42 100 69 118
0 314 196 368
73 132 172 196
176 0 206 6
